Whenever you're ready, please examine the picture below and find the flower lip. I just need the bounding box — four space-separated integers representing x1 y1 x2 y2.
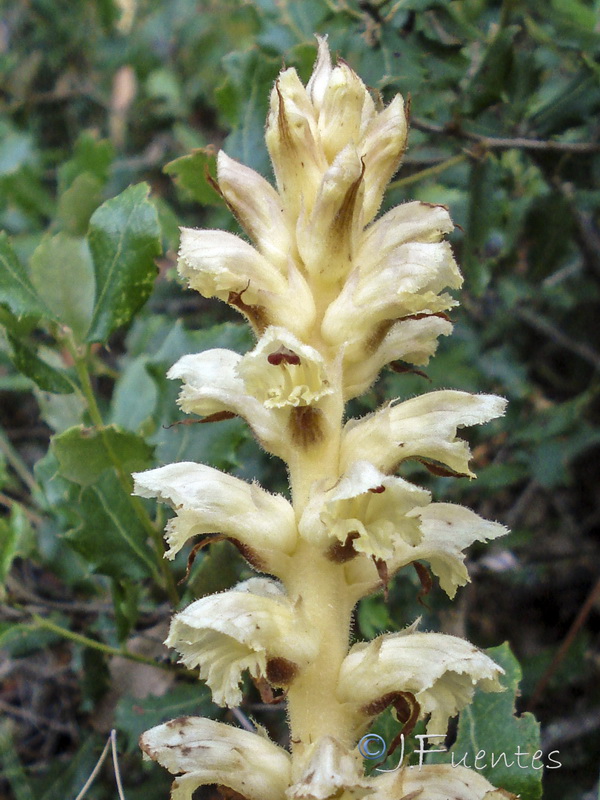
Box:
300 460 430 560
238 326 333 409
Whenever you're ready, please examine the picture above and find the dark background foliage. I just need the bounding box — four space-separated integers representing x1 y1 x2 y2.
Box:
1 1 599 798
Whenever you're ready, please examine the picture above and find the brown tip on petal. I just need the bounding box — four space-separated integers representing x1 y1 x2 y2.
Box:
412 561 433 608
329 159 365 252
327 531 360 563
373 556 389 601
289 406 324 447
228 286 269 334
275 81 293 149
266 656 299 686
414 457 470 478
199 411 238 424
389 361 431 381
368 485 386 494
366 319 397 353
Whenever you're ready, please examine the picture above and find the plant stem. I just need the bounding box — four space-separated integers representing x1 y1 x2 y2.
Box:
388 152 468 190
0 427 39 494
29 612 192 676
283 355 355 774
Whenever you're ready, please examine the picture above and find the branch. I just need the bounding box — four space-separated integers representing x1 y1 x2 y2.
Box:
411 118 600 154
515 306 600 372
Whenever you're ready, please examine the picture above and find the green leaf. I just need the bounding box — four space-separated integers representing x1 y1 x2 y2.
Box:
215 49 281 175
57 172 105 235
110 356 158 433
0 129 34 176
58 132 114 193
188 540 245 597
163 148 223 207
86 183 161 343
65 470 159 581
7 335 75 394
0 721 35 800
30 233 95 339
115 683 221 752
431 642 543 800
51 424 154 486
111 578 141 641
0 504 35 599
462 27 518 116
0 232 52 320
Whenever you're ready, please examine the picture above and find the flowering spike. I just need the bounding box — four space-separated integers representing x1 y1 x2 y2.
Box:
142 36 517 800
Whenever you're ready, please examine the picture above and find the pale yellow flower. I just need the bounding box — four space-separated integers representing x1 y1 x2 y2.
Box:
287 737 371 800
140 717 291 800
166 578 314 707
337 628 503 737
341 391 507 477
132 462 297 576
371 764 517 800
346 503 508 601
299 460 429 560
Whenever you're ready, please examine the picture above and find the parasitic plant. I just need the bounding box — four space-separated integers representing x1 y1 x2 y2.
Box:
135 37 517 800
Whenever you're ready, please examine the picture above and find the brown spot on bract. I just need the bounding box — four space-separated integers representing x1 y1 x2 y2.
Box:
166 716 192 728
289 406 324 447
327 532 359 563
266 656 298 686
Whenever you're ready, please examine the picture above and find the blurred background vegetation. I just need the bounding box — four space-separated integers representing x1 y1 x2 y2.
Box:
1 0 599 798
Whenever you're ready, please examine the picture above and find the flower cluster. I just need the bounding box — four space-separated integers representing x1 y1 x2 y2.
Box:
136 37 515 800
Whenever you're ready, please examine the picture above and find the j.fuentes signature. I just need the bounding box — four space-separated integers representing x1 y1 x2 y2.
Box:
358 733 561 772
